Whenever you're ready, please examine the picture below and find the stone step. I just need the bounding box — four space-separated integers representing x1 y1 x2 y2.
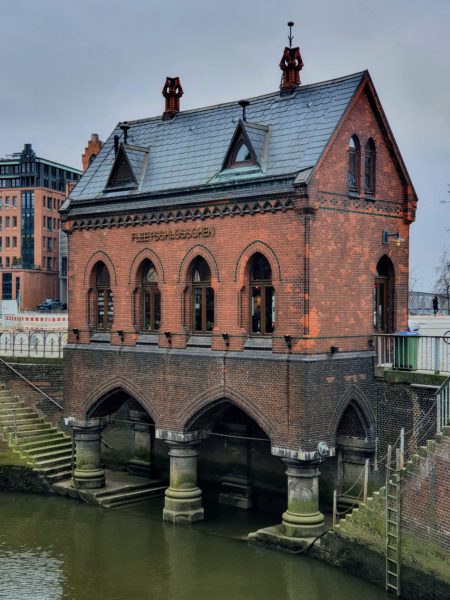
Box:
34 461 72 475
91 480 161 499
27 444 73 459
9 426 54 439
0 400 24 409
46 469 72 483
22 438 71 452
15 432 66 445
5 421 50 432
0 407 34 416
0 415 43 425
17 430 67 452
30 453 73 468
99 485 166 508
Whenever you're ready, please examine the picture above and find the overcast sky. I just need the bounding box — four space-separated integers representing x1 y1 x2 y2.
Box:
0 0 448 291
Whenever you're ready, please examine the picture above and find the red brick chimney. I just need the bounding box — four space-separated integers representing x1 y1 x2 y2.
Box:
82 133 103 171
279 46 303 93
162 77 183 120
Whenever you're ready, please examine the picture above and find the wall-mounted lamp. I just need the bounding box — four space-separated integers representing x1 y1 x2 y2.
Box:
330 345 339 354
222 333 230 348
164 331 172 344
72 328 80 341
117 330 125 343
382 230 404 246
284 335 292 350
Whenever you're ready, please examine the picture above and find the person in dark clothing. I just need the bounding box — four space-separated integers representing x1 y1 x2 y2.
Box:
432 296 439 316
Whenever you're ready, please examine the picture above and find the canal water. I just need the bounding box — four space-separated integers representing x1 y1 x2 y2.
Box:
0 491 388 600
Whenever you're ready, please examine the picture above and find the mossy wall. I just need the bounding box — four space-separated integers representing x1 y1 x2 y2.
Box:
319 426 450 600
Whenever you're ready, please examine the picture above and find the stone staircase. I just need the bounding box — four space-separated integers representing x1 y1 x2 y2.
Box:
0 384 72 484
69 470 166 509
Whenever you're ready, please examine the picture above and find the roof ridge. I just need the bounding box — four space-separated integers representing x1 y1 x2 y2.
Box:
122 71 367 127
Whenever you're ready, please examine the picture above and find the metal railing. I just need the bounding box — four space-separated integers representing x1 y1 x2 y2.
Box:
0 330 67 359
437 377 450 434
375 334 450 374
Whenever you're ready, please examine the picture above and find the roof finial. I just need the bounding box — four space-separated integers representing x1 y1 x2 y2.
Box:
287 21 294 48
238 99 250 122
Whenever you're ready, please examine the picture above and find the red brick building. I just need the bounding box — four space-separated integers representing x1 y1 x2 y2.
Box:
61 42 418 535
0 144 81 309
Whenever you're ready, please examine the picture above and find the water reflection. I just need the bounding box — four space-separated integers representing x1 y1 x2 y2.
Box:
0 492 387 600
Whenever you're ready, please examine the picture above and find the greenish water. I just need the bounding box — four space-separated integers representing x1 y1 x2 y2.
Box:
0 492 388 600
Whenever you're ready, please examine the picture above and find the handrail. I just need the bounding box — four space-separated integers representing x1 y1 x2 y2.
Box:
0 355 63 411
436 375 450 434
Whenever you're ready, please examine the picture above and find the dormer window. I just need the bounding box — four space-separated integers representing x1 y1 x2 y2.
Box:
113 158 133 186
234 143 252 164
228 138 255 168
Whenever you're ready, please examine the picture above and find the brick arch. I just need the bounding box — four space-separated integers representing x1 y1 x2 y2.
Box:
373 252 396 277
83 250 117 287
177 245 220 284
83 375 161 423
234 240 282 283
128 248 166 284
329 385 376 442
179 383 275 440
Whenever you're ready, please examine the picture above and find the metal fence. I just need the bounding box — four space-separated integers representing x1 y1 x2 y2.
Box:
375 334 450 374
409 291 450 315
0 330 67 359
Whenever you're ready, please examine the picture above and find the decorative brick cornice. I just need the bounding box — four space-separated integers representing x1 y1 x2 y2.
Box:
70 196 295 231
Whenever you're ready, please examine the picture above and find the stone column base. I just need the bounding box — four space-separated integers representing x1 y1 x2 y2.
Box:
163 487 204 523
281 509 324 538
73 468 105 489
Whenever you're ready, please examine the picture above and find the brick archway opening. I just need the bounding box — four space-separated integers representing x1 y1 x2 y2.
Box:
88 388 156 476
188 400 285 515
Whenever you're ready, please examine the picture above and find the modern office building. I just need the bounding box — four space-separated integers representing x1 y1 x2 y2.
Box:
0 143 81 309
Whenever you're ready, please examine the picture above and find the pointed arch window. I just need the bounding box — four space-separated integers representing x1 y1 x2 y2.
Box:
348 135 360 193
191 257 214 333
364 138 376 195
249 253 275 335
140 260 161 331
228 138 255 168
94 262 113 330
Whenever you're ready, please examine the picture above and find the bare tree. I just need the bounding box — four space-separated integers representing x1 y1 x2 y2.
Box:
434 247 450 314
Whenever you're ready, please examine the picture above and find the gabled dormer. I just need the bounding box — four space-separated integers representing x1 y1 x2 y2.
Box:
211 119 269 183
104 143 149 192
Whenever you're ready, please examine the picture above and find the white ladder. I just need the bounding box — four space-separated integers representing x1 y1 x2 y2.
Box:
385 445 401 596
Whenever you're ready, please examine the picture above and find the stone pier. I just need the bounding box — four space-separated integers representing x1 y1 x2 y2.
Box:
72 418 105 489
157 430 204 524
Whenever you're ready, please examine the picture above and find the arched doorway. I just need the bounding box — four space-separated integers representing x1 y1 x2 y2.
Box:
186 401 284 513
374 255 395 333
335 402 375 507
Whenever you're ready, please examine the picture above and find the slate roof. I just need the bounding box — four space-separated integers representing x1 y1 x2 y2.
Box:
65 71 365 215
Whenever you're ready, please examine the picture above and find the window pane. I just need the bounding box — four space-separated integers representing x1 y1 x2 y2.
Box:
194 287 202 331
107 290 114 326
235 144 251 162
206 287 214 332
265 287 275 333
97 290 105 328
251 286 262 333
143 292 151 330
154 290 161 330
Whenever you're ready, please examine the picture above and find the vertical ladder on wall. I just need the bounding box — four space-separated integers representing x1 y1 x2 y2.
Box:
385 445 401 597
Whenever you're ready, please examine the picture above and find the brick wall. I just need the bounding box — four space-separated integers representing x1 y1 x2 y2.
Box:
0 358 63 422
324 426 450 599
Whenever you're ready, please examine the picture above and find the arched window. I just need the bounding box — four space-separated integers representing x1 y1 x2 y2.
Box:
374 256 395 333
364 138 375 195
228 138 254 168
191 257 214 333
348 135 360 193
140 260 161 331
94 262 113 330
249 253 275 335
